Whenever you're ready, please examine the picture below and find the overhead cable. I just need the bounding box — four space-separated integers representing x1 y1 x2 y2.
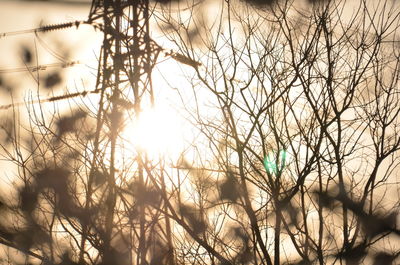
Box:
0 89 99 110
0 21 89 39
0 61 81 74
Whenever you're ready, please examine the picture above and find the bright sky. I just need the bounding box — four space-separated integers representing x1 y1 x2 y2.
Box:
0 0 99 97
0 0 198 166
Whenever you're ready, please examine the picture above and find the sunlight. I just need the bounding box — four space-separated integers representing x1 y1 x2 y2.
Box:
124 103 187 161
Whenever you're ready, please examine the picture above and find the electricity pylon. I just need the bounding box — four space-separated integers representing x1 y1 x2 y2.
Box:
80 1 172 264
88 0 161 110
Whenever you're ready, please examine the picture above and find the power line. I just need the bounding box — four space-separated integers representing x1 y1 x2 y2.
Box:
0 21 91 39
0 89 100 110
0 61 81 74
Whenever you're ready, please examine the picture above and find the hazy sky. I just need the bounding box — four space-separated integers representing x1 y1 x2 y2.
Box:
0 1 101 102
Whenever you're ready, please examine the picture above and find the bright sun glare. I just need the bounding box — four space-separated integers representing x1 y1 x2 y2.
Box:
124 104 187 161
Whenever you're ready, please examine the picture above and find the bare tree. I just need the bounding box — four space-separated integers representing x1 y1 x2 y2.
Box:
154 0 400 264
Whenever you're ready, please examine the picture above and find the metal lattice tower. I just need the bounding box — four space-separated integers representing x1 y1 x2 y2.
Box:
88 0 161 109
82 1 171 264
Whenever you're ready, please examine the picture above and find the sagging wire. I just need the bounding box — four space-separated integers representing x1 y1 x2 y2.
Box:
34 32 70 62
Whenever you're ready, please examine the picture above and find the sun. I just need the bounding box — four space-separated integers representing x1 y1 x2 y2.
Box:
123 103 187 161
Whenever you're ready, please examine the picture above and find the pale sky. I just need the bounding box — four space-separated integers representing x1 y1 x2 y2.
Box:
0 0 101 101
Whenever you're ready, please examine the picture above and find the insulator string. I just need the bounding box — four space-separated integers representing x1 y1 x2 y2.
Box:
0 21 89 39
0 89 99 110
